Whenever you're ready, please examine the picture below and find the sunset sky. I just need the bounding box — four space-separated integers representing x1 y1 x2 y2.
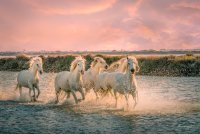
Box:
0 0 200 51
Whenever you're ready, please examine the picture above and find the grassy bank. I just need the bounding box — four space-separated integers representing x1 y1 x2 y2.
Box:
0 54 199 76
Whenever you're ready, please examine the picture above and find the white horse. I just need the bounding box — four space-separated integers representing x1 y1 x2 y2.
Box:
107 56 140 102
82 57 108 96
54 56 85 104
16 57 43 101
95 57 139 108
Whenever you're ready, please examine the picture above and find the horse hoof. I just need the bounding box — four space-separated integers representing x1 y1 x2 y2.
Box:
54 101 58 104
31 97 37 102
77 99 82 102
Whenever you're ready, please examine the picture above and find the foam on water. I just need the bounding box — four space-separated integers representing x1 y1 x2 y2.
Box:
54 91 200 115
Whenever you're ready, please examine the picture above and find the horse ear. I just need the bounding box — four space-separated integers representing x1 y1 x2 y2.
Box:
91 58 98 67
39 55 45 62
125 55 129 60
114 64 119 68
94 58 98 62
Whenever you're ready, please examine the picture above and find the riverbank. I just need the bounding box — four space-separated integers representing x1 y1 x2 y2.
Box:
0 54 199 76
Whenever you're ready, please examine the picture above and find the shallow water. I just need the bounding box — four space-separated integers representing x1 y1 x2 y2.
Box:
0 71 200 133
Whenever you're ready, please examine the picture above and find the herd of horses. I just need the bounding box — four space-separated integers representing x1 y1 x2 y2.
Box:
16 55 140 108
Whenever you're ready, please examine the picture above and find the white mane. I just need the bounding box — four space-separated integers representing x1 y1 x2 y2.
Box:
107 56 139 72
107 58 126 72
70 56 85 72
29 57 43 70
90 57 106 68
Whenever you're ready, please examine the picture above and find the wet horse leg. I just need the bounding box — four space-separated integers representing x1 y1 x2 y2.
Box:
79 87 85 101
114 91 118 107
28 81 35 102
71 90 78 104
35 83 40 99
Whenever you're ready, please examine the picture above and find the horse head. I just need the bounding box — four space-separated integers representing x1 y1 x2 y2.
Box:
29 57 43 75
91 57 108 70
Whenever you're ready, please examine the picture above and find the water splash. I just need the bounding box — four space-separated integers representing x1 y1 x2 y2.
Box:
0 72 199 115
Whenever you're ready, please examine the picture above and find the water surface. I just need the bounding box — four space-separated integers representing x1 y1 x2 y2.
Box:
0 71 200 133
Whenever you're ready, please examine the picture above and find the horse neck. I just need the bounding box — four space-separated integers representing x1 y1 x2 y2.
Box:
119 66 126 73
118 62 127 73
30 66 38 80
91 65 101 75
72 68 81 82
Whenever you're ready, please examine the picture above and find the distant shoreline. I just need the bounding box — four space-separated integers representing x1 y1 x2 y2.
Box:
0 50 200 57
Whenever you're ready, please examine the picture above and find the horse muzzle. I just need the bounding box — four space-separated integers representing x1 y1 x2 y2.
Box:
39 71 43 75
81 70 84 75
105 65 108 69
131 69 135 74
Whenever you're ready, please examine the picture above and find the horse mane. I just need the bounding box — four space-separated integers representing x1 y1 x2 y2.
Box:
107 58 126 72
29 57 43 69
107 56 139 72
70 56 85 72
90 57 105 68
129 56 138 65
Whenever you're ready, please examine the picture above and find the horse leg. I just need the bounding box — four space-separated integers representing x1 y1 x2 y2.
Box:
109 89 114 97
58 90 67 102
66 92 70 99
35 84 40 99
135 90 139 107
95 91 99 100
93 88 99 100
19 86 22 99
29 88 33 101
55 89 60 104
71 90 78 104
114 91 118 107
79 88 85 101
28 82 34 102
84 88 88 97
131 91 137 108
32 87 36 102
124 91 129 108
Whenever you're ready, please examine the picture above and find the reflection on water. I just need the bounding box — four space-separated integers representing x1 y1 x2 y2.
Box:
0 71 200 133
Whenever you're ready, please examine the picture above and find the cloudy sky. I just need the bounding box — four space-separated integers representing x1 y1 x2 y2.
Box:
0 0 200 51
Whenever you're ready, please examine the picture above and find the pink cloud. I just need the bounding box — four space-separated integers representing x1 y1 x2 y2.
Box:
0 0 199 51
25 0 116 15
126 0 143 17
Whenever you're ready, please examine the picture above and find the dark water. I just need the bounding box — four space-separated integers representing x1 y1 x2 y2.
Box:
0 71 200 134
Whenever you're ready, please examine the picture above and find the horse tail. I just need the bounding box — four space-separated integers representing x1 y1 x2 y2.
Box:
15 83 19 91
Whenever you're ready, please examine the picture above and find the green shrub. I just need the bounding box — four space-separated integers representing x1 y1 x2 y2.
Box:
0 54 199 76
